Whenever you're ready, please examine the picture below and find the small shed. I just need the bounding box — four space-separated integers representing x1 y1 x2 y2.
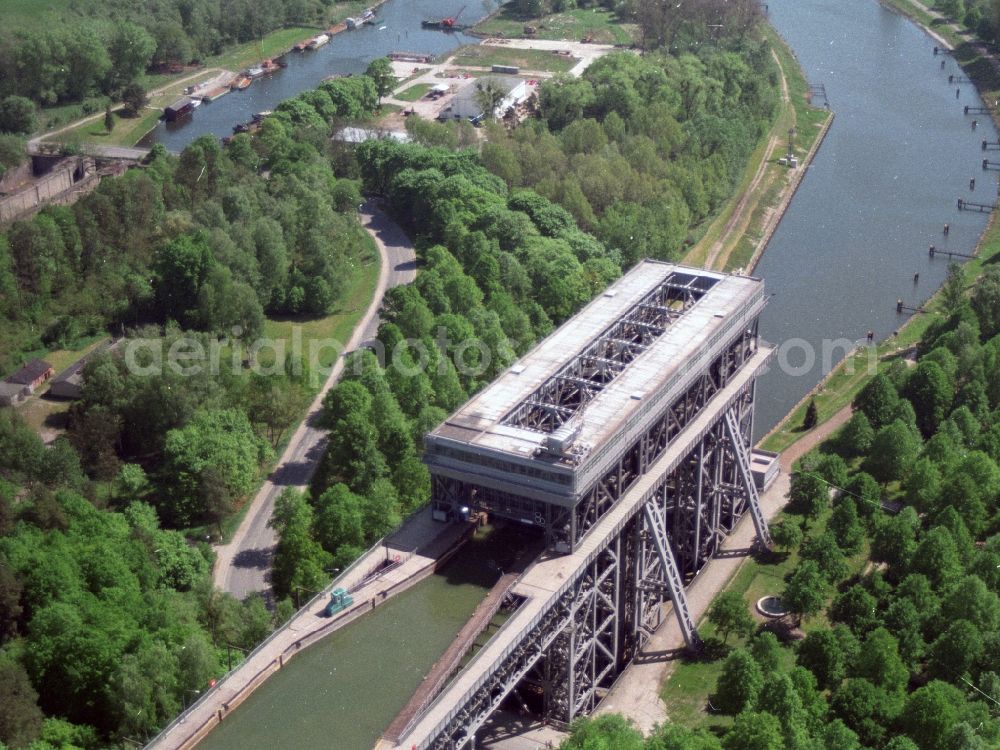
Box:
0 382 29 407
750 449 780 492
48 339 122 400
164 97 195 121
5 359 54 392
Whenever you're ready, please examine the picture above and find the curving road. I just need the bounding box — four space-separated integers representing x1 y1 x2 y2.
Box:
213 200 417 600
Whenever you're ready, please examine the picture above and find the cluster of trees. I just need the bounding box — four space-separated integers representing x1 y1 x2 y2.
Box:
0 73 380 373
64 332 313 528
478 46 778 268
0 22 156 107
0 71 394 746
703 264 1000 750
271 136 626 594
0 410 294 747
0 0 333 108
935 0 1000 40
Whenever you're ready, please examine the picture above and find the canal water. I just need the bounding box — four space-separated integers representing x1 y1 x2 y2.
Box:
753 0 997 434
196 526 524 750
149 0 494 152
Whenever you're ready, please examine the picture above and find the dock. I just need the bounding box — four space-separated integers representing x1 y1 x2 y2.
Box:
929 245 975 259
195 85 231 102
957 197 997 212
389 51 435 63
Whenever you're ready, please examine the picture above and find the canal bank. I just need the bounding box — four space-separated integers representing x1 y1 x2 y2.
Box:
751 0 998 435
189 525 529 750
144 0 492 153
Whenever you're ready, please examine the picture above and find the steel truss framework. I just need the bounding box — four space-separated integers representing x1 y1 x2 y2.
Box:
430 320 759 555
426 385 769 749
502 271 719 433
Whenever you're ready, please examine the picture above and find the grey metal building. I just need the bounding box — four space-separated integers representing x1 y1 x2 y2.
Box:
402 261 774 749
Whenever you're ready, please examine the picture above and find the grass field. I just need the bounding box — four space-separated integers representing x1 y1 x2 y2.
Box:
262 235 380 371
449 44 578 73
59 105 165 149
396 83 434 101
660 505 869 730
209 26 321 73
474 5 636 45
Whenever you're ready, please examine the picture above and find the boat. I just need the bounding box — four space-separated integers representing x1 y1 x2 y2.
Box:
306 33 330 49
231 76 252 91
422 6 466 29
246 65 266 78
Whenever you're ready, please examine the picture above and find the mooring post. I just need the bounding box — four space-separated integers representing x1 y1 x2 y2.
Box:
965 104 970 113
914 272 920 284
944 223 950 235
971 177 977 190
984 140 989 151
973 120 979 130
949 74 954 83
897 299 904 313
958 198 964 210
929 245 936 257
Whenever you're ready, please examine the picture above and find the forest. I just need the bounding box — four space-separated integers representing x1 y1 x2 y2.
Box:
554 265 1000 749
0 19 790 750
0 0 331 109
0 75 382 748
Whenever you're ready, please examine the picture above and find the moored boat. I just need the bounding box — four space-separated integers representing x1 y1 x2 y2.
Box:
306 33 330 49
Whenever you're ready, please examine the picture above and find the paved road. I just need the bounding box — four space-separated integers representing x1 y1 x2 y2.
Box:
213 201 417 600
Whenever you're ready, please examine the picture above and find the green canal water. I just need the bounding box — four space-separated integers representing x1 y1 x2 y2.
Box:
197 527 524 750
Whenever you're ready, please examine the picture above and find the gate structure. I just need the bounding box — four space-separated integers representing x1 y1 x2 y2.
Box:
393 262 773 749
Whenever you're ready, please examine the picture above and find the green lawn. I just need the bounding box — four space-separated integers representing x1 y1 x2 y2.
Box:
395 83 434 101
57 106 164 149
262 235 380 370
661 505 869 730
449 44 579 73
208 26 321 73
473 5 637 45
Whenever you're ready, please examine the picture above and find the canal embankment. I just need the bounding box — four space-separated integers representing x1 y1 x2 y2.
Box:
146 509 472 750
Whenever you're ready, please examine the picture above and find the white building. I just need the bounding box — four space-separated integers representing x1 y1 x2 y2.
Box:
438 76 529 122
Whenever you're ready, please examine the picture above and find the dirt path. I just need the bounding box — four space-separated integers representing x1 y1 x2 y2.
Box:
699 49 792 271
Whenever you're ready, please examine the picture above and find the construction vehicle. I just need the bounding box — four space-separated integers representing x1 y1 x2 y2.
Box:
323 588 354 617
422 5 466 29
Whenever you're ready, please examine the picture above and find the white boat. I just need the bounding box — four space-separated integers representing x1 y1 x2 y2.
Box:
307 34 330 49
